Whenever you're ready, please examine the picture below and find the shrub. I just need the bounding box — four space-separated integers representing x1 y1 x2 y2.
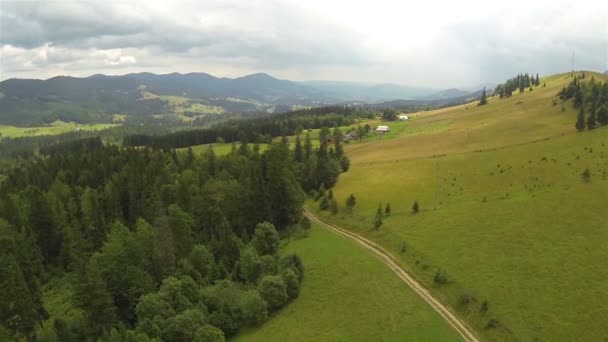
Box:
257 275 288 310
434 270 448 285
480 300 489 313
300 217 311 230
486 319 499 329
251 222 279 256
581 168 591 183
281 269 301 299
194 324 225 342
319 195 330 210
412 200 420 214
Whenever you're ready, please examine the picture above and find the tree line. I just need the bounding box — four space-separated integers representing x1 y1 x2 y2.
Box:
124 106 363 149
558 74 608 131
0 130 348 340
494 73 541 99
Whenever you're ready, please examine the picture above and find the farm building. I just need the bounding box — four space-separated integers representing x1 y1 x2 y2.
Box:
376 125 390 133
398 115 409 120
343 130 360 142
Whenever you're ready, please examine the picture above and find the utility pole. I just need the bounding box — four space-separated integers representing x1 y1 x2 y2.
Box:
571 51 575 74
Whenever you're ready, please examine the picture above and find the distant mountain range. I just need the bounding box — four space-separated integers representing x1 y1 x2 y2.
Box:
0 72 481 125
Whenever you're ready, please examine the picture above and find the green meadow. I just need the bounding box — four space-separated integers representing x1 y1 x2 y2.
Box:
314 72 608 341
0 120 118 139
234 223 461 342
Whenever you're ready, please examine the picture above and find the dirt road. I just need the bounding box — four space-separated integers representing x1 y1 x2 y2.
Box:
304 208 481 342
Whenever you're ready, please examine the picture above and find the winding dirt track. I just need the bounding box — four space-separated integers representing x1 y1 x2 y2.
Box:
304 208 480 342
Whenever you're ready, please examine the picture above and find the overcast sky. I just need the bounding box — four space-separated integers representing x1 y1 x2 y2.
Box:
1 0 607 87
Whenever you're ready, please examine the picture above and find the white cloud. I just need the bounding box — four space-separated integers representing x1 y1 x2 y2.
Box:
1 0 606 86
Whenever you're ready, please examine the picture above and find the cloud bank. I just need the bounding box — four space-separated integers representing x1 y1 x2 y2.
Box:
1 0 606 87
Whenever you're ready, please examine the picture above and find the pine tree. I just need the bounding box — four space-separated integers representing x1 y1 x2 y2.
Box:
345 194 356 213
479 87 488 106
597 107 608 126
374 205 383 230
575 107 586 131
412 200 420 214
304 132 313 161
384 203 391 216
329 198 338 215
294 135 303 162
75 261 117 337
587 107 597 129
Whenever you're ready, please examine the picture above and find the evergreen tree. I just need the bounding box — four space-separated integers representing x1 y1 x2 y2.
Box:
75 261 117 337
597 106 608 126
345 194 356 213
575 107 586 131
329 198 338 215
587 106 597 129
294 135 303 162
0 222 42 338
304 132 312 161
385 203 391 216
412 200 420 214
479 87 488 106
374 205 383 230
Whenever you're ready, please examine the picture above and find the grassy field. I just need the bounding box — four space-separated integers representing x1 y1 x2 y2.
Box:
179 142 271 156
0 120 118 139
314 71 608 341
234 223 461 341
142 91 225 122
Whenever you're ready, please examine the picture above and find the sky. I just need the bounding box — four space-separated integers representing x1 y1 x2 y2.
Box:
1 0 607 88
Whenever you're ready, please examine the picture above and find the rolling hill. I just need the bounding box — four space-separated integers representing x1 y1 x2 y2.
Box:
311 71 608 341
0 72 482 126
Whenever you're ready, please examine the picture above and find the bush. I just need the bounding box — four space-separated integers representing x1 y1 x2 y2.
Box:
319 195 330 210
281 269 301 299
260 255 279 275
240 290 268 325
300 217 311 230
581 168 591 183
486 319 499 329
257 275 288 310
194 324 225 342
239 247 262 284
434 270 448 285
412 200 420 214
279 254 304 282
480 300 489 313
251 222 279 256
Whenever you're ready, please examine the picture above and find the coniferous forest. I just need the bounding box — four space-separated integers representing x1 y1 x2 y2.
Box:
0 126 348 340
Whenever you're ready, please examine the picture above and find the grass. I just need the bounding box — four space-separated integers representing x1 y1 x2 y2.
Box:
314 71 608 341
179 142 271 156
234 223 461 341
0 120 118 139
141 91 225 122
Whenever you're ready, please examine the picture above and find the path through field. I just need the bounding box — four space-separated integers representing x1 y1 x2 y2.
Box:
304 208 480 342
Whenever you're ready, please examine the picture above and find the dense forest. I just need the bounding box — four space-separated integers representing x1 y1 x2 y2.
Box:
125 106 366 149
558 74 608 130
0 123 348 340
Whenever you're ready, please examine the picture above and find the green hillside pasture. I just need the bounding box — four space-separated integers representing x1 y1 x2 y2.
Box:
317 72 608 341
0 121 118 139
142 91 225 121
235 223 461 342
180 142 271 156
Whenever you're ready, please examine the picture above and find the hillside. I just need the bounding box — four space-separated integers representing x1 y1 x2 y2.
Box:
0 72 330 125
0 72 484 126
312 71 608 341
235 223 460 341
